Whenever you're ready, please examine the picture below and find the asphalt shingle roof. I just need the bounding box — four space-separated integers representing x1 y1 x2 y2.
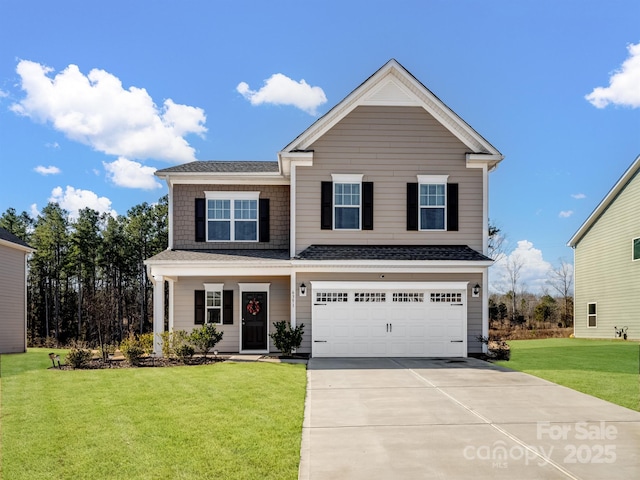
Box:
156 161 280 174
0 227 32 249
295 245 492 262
146 249 291 263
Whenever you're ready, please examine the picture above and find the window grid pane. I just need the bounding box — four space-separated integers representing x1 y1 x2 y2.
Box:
206 197 258 241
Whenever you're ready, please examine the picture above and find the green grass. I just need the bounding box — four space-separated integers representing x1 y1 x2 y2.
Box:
0 348 307 480
495 338 640 411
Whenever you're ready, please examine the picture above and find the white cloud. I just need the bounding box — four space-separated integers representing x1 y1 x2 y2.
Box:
103 157 161 190
45 141 60 149
34 165 61 175
585 42 640 108
558 210 573 218
49 185 116 219
0 89 8 98
571 193 586 199
30 203 40 218
11 60 207 162
490 240 552 294
237 73 327 115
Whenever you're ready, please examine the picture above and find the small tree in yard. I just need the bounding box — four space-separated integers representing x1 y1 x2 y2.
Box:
270 321 304 357
189 324 224 359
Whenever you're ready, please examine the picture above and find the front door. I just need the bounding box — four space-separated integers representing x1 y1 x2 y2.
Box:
242 291 268 350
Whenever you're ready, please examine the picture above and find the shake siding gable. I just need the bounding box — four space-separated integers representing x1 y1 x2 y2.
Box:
173 184 289 250
295 106 483 254
573 170 640 339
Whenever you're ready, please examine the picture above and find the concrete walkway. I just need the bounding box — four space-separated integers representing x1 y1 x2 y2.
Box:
299 357 640 479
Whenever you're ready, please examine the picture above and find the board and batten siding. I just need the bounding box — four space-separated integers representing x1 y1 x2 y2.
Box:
573 170 640 339
171 276 290 352
294 106 484 254
295 272 484 354
172 184 290 250
0 244 27 353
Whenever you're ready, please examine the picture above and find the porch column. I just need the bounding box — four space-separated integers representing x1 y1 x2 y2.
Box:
152 274 164 357
290 271 297 328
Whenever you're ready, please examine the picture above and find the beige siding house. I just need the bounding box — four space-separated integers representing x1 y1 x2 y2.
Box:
145 60 504 357
0 227 34 353
568 155 640 340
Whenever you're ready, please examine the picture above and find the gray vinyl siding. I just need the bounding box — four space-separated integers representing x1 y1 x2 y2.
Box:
0 244 27 353
172 184 289 250
295 106 484 254
573 170 640 339
171 275 290 352
295 272 484 355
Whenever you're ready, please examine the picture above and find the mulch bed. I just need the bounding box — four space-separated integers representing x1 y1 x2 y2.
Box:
49 355 228 370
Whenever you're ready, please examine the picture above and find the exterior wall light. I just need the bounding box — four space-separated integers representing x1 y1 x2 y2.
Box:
299 283 307 296
472 283 481 298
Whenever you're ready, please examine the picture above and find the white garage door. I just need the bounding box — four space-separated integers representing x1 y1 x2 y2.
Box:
311 282 467 358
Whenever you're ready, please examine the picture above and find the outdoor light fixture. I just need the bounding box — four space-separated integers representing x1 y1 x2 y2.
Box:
472 283 481 297
299 283 307 296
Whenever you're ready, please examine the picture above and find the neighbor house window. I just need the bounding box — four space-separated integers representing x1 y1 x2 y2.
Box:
633 238 640 261
418 175 448 230
587 302 597 328
332 174 363 230
206 192 259 241
204 283 224 325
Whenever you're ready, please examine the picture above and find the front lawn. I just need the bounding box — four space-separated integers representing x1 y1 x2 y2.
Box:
495 338 640 411
0 348 307 480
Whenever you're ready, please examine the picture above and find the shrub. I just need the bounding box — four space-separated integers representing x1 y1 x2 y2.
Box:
175 343 195 362
477 335 511 361
65 342 93 369
270 321 304 357
189 324 224 358
160 330 190 358
120 333 145 366
139 332 155 355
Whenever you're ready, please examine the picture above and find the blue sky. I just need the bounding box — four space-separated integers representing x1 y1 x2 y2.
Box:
1 0 639 293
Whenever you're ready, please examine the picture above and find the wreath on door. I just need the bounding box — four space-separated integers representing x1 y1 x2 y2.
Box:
246 298 261 316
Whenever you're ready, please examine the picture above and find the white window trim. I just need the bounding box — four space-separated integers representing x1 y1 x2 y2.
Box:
632 237 640 261
417 175 449 232
587 302 597 328
205 191 260 242
331 174 363 231
203 283 224 325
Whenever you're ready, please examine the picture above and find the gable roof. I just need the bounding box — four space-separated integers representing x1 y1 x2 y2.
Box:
0 227 34 252
156 160 279 175
568 154 640 247
280 59 503 169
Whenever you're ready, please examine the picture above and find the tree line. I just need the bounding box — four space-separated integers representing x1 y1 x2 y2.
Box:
0 197 168 347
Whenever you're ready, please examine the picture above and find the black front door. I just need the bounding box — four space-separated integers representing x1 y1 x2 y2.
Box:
242 291 267 350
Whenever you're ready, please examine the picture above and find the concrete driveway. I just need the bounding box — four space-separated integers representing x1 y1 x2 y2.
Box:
299 357 640 480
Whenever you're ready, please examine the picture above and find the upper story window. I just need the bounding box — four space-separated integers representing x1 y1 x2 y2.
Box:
633 238 640 261
332 174 363 230
321 175 373 231
418 175 448 231
407 176 458 232
206 192 259 242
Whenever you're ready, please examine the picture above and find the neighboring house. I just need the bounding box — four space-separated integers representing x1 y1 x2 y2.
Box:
0 227 34 353
568 154 640 340
145 59 504 357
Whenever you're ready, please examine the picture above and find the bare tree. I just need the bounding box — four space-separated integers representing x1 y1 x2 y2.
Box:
547 259 574 327
504 253 525 323
488 220 506 260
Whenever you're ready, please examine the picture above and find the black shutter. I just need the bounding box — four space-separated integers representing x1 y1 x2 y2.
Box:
195 198 206 242
362 182 374 230
321 181 333 230
194 290 205 325
223 290 234 325
447 183 459 231
259 198 270 243
406 183 418 231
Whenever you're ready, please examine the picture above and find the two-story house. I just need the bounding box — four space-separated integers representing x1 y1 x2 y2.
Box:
145 59 503 357
568 154 640 340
